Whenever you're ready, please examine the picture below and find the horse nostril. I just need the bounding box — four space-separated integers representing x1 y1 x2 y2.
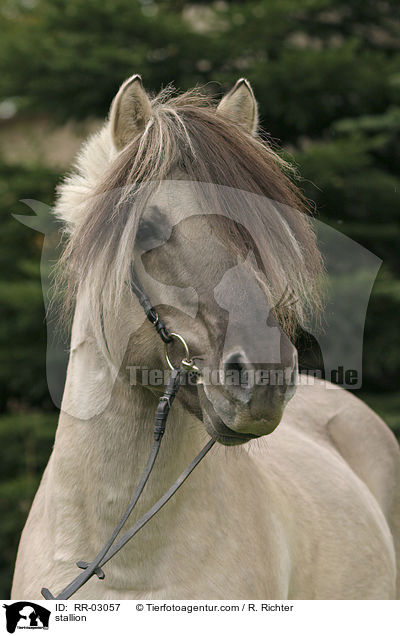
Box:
222 351 254 402
223 351 250 375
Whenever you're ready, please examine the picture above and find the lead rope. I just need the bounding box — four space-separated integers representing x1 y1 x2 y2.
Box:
41 274 215 600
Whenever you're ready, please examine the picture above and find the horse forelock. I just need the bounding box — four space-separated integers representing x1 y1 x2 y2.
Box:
54 86 323 346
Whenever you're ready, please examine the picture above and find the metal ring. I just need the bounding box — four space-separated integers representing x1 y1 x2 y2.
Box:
164 333 199 372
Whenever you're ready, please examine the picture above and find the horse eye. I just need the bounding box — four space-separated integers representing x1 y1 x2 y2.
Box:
136 206 172 251
136 219 155 245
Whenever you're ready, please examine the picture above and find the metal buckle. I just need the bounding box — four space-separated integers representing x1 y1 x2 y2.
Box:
164 333 200 372
148 309 159 325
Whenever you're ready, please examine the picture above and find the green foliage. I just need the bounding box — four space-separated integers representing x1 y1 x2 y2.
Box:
0 0 211 120
0 162 61 411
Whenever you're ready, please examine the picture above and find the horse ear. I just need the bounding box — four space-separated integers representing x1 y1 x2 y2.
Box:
109 75 152 150
217 78 258 135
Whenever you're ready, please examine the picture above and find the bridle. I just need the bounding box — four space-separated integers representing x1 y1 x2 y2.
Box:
41 270 216 600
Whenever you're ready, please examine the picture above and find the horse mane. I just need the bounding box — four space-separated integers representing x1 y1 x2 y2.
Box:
54 86 323 345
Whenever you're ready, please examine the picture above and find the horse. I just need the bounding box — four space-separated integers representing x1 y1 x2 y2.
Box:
12 75 400 599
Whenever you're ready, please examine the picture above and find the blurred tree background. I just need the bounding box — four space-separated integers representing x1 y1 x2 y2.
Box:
0 0 399 597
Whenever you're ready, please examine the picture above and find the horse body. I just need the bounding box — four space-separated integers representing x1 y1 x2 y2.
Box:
12 367 399 599
12 75 400 599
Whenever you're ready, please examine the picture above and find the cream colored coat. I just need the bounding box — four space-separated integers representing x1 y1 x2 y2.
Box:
12 366 400 599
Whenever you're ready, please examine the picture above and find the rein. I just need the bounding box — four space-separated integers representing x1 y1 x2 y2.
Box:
41 273 215 600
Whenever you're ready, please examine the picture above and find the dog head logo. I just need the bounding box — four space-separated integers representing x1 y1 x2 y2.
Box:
3 602 50 633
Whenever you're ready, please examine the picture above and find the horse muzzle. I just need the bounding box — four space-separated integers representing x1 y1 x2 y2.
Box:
196 348 298 443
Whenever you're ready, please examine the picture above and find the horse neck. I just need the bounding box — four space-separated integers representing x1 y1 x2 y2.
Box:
46 316 273 594
49 314 211 561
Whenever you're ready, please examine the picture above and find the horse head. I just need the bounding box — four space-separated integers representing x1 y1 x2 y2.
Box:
55 75 323 444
